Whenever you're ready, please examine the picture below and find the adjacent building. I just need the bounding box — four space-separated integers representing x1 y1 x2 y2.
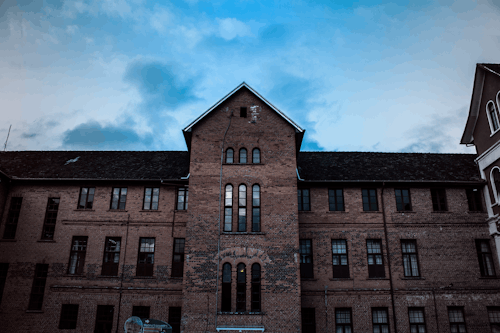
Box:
0 82 500 332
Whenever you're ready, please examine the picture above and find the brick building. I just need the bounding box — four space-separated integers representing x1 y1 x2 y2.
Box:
1 82 500 332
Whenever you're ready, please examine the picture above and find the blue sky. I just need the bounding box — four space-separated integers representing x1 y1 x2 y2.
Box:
1 0 499 153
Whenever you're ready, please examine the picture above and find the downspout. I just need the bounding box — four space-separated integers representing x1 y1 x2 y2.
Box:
381 183 398 333
215 109 233 330
116 214 131 333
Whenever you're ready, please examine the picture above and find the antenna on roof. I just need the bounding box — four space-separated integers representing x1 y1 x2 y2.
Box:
3 125 11 152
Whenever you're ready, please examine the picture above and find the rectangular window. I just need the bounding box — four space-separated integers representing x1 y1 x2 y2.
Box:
332 240 349 278
409 307 426 333
372 308 389 333
252 185 261 232
176 187 188 210
395 188 412 211
300 239 314 278
362 189 378 211
476 239 496 277
78 187 95 209
488 307 500 333
302 308 316 333
143 187 159 210
41 197 60 240
59 304 79 329
3 197 22 239
367 239 385 278
402 240 420 277
102 237 121 276
169 307 182 333
431 188 447 211
95 305 114 333
137 238 155 276
171 238 185 278
132 305 150 319
298 189 310 211
466 189 483 212
68 236 88 275
0 263 8 305
110 187 127 210
28 263 48 310
448 307 467 333
240 107 247 118
335 308 352 333
329 189 345 211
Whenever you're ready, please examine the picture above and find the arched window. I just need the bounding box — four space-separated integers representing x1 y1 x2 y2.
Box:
251 263 261 312
236 263 246 311
497 91 500 112
252 148 260 163
491 168 500 204
487 101 500 133
239 148 247 164
226 148 234 164
252 185 260 232
224 185 233 232
238 185 246 232
221 263 232 311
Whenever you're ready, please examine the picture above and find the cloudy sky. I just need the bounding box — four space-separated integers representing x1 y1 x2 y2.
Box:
1 0 499 153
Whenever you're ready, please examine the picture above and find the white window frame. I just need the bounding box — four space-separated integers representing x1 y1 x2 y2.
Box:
486 100 500 135
490 166 500 205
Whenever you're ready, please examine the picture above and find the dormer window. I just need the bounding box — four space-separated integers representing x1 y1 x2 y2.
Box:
487 101 500 133
240 107 247 118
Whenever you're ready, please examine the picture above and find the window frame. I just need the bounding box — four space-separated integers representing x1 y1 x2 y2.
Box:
95 305 114 333
302 308 316 333
169 307 182 333
362 188 378 211
224 184 233 232
239 148 247 163
137 238 155 277
487 100 500 134
0 263 8 306
176 187 188 210
226 148 234 164
251 263 261 312
298 189 311 211
401 239 420 277
3 197 22 239
488 306 500 333
332 239 349 278
143 187 159 210
101 237 121 276
448 307 467 333
68 236 88 275
59 304 79 329
221 263 232 312
491 167 500 204
240 107 247 118
300 239 314 279
171 238 185 278
252 184 260 232
77 187 95 210
335 308 353 333
328 189 345 211
110 187 127 210
466 188 483 212
238 184 247 232
41 197 60 240
372 307 390 333
408 307 426 333
395 188 412 211
431 188 448 211
252 148 261 163
236 263 246 312
367 239 385 278
476 239 496 277
28 263 49 310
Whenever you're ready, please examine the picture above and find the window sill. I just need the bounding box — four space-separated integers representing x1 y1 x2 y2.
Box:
134 276 156 279
140 210 162 212
223 163 264 166
217 311 264 315
222 232 266 235
301 278 317 281
170 277 183 280
326 211 346 214
431 211 449 213
26 310 44 313
97 275 120 278
298 210 313 213
367 277 389 280
490 128 500 137
362 211 381 213
107 209 128 212
74 209 95 212
174 210 187 213
479 276 500 279
64 274 85 277
329 277 352 281
0 239 16 242
396 211 416 214
401 277 425 280
37 239 56 243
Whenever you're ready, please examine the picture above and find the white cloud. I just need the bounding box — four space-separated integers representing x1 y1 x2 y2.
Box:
217 18 253 40
66 25 79 35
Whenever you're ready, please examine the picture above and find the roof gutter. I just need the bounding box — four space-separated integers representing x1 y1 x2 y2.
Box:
298 179 485 184
9 177 188 182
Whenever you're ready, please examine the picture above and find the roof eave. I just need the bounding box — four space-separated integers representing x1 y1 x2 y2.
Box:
461 64 485 145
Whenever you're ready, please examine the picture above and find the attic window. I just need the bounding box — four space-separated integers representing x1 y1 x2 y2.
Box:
240 107 247 118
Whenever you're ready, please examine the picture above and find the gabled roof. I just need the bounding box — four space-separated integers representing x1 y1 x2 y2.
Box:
0 151 189 180
461 63 500 145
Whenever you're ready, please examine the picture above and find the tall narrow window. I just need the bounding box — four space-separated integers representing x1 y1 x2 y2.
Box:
78 187 94 209
226 148 234 163
236 263 246 312
329 189 344 211
466 189 483 212
395 188 412 211
143 187 159 210
110 187 127 210
372 308 389 333
302 308 316 333
171 238 185 278
95 305 114 333
137 238 155 277
41 197 60 240
169 307 182 333
300 239 314 278
492 168 500 204
28 263 48 310
402 240 420 277
362 189 378 211
240 107 247 118
59 304 79 329
367 239 385 278
409 308 426 333
177 187 188 210
68 236 88 275
102 237 121 276
3 197 22 239
251 263 261 312
221 263 232 312
448 307 467 333
431 188 447 211
476 239 496 277
238 185 247 232
335 308 352 333
132 306 150 319
252 185 260 232
488 101 500 132
298 189 310 211
252 148 260 163
332 240 349 278
488 306 500 333
239 148 247 163
0 263 8 305
224 185 233 232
